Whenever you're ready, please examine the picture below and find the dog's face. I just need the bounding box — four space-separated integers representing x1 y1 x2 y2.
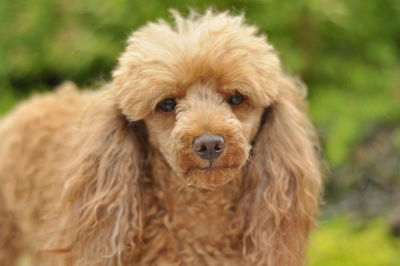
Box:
143 80 264 188
113 12 283 188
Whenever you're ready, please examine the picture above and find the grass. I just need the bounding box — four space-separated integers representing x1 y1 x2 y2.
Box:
308 217 400 266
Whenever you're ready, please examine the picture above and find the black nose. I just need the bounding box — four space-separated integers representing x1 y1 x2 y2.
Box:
192 134 225 161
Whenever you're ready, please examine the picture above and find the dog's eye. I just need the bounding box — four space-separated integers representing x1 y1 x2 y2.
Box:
228 93 244 106
159 98 176 112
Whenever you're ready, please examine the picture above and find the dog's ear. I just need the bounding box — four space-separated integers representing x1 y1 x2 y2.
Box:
239 76 322 265
46 91 145 264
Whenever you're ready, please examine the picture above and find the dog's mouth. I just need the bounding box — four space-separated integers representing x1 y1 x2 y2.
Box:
182 164 242 188
193 165 239 171
185 159 241 172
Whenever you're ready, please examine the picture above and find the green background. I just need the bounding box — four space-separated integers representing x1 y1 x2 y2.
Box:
1 0 400 265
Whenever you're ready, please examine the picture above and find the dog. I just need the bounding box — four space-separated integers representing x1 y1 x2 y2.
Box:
0 10 322 266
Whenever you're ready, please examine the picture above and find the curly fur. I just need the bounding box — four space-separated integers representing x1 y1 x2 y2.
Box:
0 10 322 266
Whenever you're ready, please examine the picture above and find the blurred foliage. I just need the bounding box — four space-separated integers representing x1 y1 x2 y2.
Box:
308 217 400 266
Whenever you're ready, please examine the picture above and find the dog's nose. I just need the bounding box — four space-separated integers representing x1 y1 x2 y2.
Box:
192 134 225 161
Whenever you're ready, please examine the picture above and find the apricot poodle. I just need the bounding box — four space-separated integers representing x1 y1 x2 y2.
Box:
0 10 322 266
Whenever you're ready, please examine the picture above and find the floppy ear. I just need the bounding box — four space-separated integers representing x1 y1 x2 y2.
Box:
46 91 146 265
239 76 322 266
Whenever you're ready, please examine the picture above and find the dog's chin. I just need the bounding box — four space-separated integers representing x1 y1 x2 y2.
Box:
183 166 241 189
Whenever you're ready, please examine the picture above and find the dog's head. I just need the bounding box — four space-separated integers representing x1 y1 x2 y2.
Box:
112 10 282 188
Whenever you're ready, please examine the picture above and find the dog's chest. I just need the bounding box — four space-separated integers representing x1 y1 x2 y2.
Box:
136 181 244 265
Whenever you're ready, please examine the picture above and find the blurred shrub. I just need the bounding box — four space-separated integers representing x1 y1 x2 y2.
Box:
308 218 400 266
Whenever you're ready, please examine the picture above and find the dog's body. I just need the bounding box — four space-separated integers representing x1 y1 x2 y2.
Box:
0 11 321 266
